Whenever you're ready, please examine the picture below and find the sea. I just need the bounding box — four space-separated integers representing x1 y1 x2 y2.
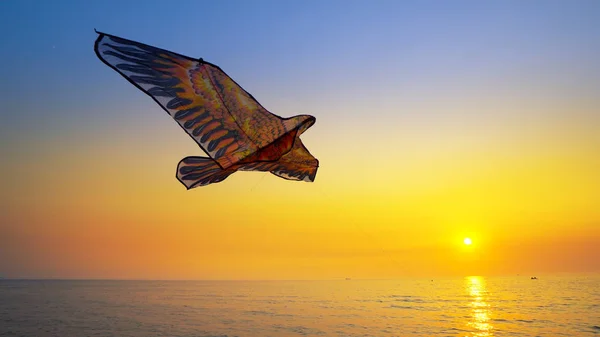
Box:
1 275 598 337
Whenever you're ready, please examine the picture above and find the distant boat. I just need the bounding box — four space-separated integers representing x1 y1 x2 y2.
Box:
531 276 538 280
345 278 351 281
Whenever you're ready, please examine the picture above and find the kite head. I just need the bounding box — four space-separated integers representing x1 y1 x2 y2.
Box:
284 114 316 136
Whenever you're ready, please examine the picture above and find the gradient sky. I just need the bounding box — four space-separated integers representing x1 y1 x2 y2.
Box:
1 0 599 280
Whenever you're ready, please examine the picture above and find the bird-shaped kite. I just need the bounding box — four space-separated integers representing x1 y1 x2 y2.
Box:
94 31 318 189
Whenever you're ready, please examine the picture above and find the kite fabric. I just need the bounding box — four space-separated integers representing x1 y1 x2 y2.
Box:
94 31 319 189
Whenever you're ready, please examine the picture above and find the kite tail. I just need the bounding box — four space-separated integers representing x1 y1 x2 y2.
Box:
176 157 235 189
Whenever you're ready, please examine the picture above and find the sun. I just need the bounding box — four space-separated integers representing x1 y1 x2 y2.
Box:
463 237 473 245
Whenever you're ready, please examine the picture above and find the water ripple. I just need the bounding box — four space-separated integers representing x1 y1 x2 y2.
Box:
0 276 598 337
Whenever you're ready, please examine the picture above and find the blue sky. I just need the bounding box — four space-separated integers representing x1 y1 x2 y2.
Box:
2 0 597 171
2 1 599 126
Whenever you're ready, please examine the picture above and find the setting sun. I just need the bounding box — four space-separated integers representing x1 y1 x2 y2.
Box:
463 238 473 245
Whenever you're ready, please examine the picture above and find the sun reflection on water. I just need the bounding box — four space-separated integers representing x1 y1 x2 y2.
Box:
466 276 494 336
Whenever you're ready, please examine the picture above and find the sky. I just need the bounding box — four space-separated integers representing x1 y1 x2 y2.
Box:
0 0 599 280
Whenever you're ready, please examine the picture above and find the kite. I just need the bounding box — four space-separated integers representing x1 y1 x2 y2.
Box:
94 31 319 189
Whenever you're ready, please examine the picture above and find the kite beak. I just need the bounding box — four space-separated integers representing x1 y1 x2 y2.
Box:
283 114 315 136
295 115 316 135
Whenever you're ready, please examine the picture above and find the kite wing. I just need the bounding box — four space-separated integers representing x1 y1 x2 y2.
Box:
94 32 289 169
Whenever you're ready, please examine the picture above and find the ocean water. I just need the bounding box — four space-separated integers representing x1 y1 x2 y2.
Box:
1 276 598 337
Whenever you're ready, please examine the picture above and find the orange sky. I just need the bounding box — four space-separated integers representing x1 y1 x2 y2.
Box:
2 111 598 279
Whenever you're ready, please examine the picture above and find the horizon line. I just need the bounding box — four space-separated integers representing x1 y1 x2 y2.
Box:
2 272 597 282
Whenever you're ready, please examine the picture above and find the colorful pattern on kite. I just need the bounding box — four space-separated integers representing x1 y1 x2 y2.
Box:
94 31 319 189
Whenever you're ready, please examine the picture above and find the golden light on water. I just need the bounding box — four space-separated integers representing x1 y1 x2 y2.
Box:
466 276 494 336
